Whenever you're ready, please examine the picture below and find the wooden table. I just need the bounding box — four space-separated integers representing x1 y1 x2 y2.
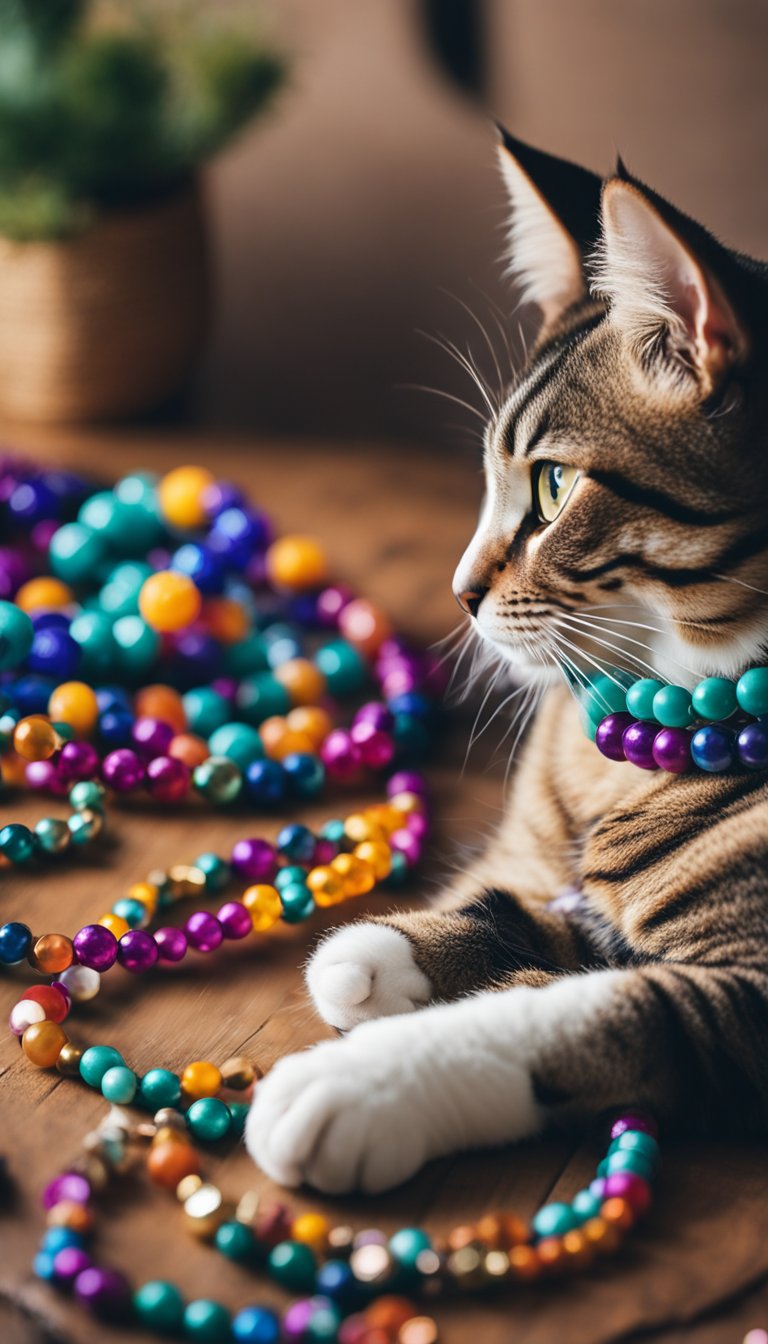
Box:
2 431 767 1344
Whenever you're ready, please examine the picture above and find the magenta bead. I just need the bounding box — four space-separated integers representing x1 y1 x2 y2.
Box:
117 929 159 973
320 729 362 781
312 838 338 865
386 770 428 798
73 924 118 972
282 1300 316 1339
231 837 276 882
102 748 145 793
217 901 252 940
652 726 691 774
58 740 100 782
610 1111 659 1140
352 702 394 733
146 754 189 802
316 584 354 628
405 811 428 839
25 758 68 794
595 712 633 762
43 1171 91 1208
389 827 421 866
53 1246 93 1283
185 910 224 953
74 1266 131 1319
380 667 419 698
154 927 188 963
621 719 659 770
603 1171 652 1213
131 716 174 759
350 720 395 769
210 677 238 703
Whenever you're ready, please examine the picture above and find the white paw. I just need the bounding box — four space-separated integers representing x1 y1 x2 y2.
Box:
305 923 432 1030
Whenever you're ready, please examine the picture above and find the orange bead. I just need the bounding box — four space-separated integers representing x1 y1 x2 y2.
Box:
134 684 187 733
147 1140 202 1190
474 1213 508 1250
274 658 327 706
344 813 387 845
365 1297 419 1331
354 840 391 880
47 1200 94 1233
389 791 425 816
330 852 377 898
127 881 159 914
48 681 99 736
157 465 214 529
97 913 131 938
139 572 202 633
169 733 210 768
15 576 73 612
22 1020 68 1067
259 716 315 761
29 933 74 975
1 752 27 788
13 715 58 761
502 1213 529 1247
306 865 346 908
338 598 393 657
582 1215 621 1254
181 1060 222 1100
562 1228 594 1269
601 1197 635 1232
202 596 250 644
536 1236 566 1274
364 803 403 836
508 1244 542 1281
242 884 283 932
266 535 329 592
285 705 333 747
291 1212 331 1251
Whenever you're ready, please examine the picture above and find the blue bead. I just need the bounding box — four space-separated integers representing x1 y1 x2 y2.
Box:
11 673 54 714
388 692 431 718
9 478 60 522
283 751 325 798
276 823 316 862
231 1305 281 1344
98 707 135 746
172 543 225 594
96 685 132 713
690 724 734 772
244 758 288 805
314 1258 357 1305
33 1250 57 1280
209 507 269 567
737 721 768 770
0 920 32 964
43 1227 84 1253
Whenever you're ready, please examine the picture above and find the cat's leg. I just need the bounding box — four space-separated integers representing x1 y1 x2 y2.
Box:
247 959 767 1192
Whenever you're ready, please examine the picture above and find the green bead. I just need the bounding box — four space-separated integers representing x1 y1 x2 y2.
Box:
186 1097 231 1142
133 1280 185 1333
195 852 231 893
101 1065 137 1104
69 780 106 813
69 612 117 679
279 883 315 923
0 600 34 670
224 634 269 677
736 666 768 717
691 676 737 722
625 678 666 721
652 684 693 728
571 1189 602 1221
183 1299 232 1343
314 639 367 695
112 897 148 928
80 1045 124 1088
389 1227 432 1267
112 615 160 674
183 687 230 737
609 1130 660 1168
140 1068 181 1110
207 722 264 770
0 823 35 863
267 1240 317 1292
275 865 306 891
214 1220 255 1262
605 1149 655 1181
50 721 76 743
580 672 630 721
33 817 71 855
192 756 242 804
227 1102 249 1136
99 562 153 617
531 1201 580 1239
49 521 104 584
236 673 290 725
67 811 101 845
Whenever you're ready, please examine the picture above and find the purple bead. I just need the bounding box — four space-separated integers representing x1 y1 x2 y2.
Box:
405 811 428 839
595 712 633 762
74 1266 131 1320
117 929 159 973
146 754 189 802
387 770 428 798
389 827 421 866
320 729 362 782
58 740 100 782
312 838 338 865
131 716 174 759
621 719 659 770
217 901 252 940
73 924 118 972
423 650 450 697
53 1246 92 1283
353 1228 388 1248
202 479 245 518
610 1111 658 1140
0 547 31 599
154 927 188 963
210 677 238 703
350 720 395 769
102 748 145 793
26 758 68 794
185 910 224 953
231 837 276 883
603 1171 651 1207
652 726 691 774
352 701 394 732
737 720 768 770
282 1299 315 1339
32 519 60 553
43 1171 91 1208
380 666 419 698
315 584 354 628
589 1176 608 1200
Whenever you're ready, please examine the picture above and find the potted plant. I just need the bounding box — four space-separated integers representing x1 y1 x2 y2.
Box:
0 0 284 423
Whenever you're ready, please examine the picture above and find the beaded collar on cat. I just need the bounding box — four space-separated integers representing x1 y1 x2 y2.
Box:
580 667 768 774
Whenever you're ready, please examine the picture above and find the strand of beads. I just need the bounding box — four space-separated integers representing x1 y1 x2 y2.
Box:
31 1108 659 1341
0 781 106 868
581 668 768 774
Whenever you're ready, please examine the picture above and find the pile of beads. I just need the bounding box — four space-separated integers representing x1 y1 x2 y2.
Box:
32 1107 659 1340
580 668 768 774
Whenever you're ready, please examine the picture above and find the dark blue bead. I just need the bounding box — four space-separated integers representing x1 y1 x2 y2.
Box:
9 674 54 715
231 1306 281 1344
98 708 136 746
28 628 80 679
204 481 245 518
387 691 431 718
0 920 32 964
96 685 132 713
282 752 325 798
209 507 270 567
736 721 768 770
314 1258 358 1305
277 823 315 862
171 543 225 595
286 594 321 627
245 759 288 806
9 478 60 522
30 611 70 632
690 724 734 772
167 632 219 687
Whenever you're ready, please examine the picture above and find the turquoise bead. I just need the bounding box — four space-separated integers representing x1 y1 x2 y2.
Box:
580 673 630 721
736 666 768 717
69 780 106 812
652 684 693 728
101 1065 137 1104
236 673 290 725
114 471 159 507
571 1188 602 1221
133 1280 185 1333
67 811 101 845
33 1250 56 1280
314 639 367 694
195 853 231 893
307 1304 343 1341
385 850 409 883
596 1158 610 1178
605 1149 655 1181
267 1240 317 1292
532 1201 579 1238
99 562 153 617
227 1102 250 1136
580 709 599 741
80 1045 124 1088
214 1220 256 1262
69 612 116 678
319 819 346 845
183 687 230 737
112 615 160 673
610 1130 660 1168
112 897 148 928
626 678 665 721
34 817 70 854
49 521 104 584
275 865 307 891
208 722 264 770
184 1299 232 1343
0 600 34 670
140 1068 181 1110
389 1227 432 1267
186 1097 231 1142
691 676 737 722
279 883 315 923
225 634 269 677
0 823 35 863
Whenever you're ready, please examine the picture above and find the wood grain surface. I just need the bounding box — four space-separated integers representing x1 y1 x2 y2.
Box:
1 430 766 1344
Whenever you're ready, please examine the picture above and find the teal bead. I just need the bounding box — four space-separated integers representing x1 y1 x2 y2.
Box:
609 1130 660 1168
224 634 269 677
652 684 694 728
279 882 315 923
571 1189 602 1221
0 600 34 670
195 852 231 893
531 1202 580 1239
79 491 128 541
207 722 264 770
50 721 76 743
580 672 630 721
67 810 101 845
140 1068 181 1110
236 673 290 725
319 819 346 845
267 1240 317 1292
580 709 599 741
69 612 117 678
275 865 307 891
307 1304 343 1341
736 666 768 717
691 676 737 722
101 1065 138 1104
96 478 163 551
214 1220 256 1262
183 687 230 737
605 1149 655 1181
596 1157 610 1178
114 471 159 507
0 823 35 863
49 521 104 585
314 639 367 695
112 897 148 928
626 678 666 721
389 1227 432 1267
99 562 153 617
227 1101 250 1136
186 1097 232 1142
183 1299 232 1343
112 615 160 674
192 756 242 805
33 817 71 855
69 780 106 812
80 1045 124 1088
133 1280 185 1333
385 849 409 884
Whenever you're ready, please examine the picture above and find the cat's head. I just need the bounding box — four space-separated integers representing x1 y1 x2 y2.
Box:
453 130 768 686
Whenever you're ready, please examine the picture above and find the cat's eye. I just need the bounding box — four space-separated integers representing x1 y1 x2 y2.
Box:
533 461 579 523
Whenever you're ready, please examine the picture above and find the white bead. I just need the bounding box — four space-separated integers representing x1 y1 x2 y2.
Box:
58 964 101 1002
9 999 46 1036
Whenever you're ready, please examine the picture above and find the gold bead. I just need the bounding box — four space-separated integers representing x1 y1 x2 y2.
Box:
349 1243 395 1284
176 1173 204 1202
328 1224 354 1255
235 1190 261 1227
168 864 206 899
153 1108 186 1131
446 1244 487 1289
183 1183 231 1239
56 1042 84 1077
154 1126 187 1147
220 1056 261 1091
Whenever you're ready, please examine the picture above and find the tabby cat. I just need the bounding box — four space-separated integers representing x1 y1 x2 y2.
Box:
246 130 768 1193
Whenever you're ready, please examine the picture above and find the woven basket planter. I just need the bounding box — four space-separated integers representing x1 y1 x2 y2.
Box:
0 182 211 423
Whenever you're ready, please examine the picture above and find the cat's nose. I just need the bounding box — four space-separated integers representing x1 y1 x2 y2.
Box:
456 587 488 618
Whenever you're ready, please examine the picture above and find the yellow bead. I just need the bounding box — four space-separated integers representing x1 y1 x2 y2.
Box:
363 803 404 836
48 681 100 736
273 658 327 706
157 465 214 529
266 535 329 592
306 865 346 907
13 715 59 761
330 853 377 898
127 881 158 914
22 1020 68 1068
242 884 282 932
181 1060 222 1100
291 1212 331 1251
98 913 130 938
344 814 386 845
15 576 73 612
354 839 392 880
139 571 202 633
389 790 425 816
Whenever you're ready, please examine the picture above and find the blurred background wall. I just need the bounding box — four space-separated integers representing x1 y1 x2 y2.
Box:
196 0 768 445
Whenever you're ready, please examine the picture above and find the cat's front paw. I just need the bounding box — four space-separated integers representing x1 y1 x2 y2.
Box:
305 923 432 1030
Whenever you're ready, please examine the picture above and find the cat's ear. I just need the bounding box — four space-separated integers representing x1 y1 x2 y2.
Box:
496 126 603 325
594 174 748 396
